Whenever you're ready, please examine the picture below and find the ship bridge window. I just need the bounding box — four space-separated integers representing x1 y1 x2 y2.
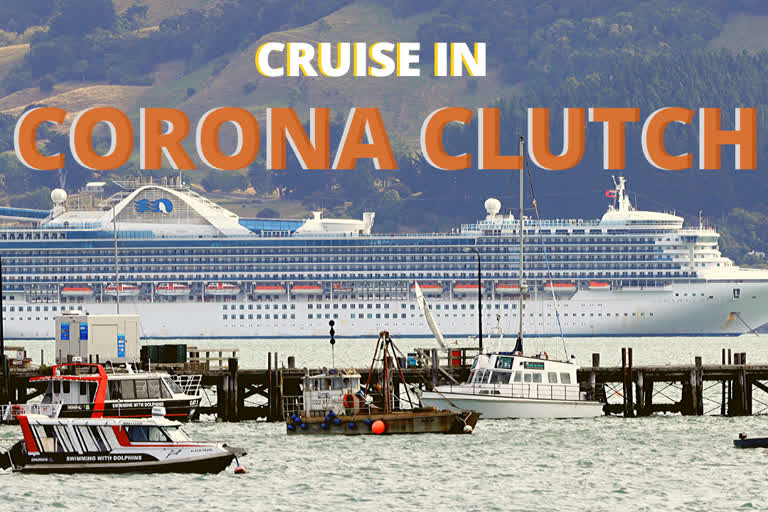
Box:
547 372 558 383
124 426 170 443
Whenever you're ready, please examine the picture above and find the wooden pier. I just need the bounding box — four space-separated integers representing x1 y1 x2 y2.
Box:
2 347 768 421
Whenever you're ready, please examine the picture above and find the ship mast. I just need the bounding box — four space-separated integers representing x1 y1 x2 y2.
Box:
515 136 525 353
112 204 120 314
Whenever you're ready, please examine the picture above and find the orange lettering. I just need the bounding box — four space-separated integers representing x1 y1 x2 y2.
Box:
699 108 756 170
70 107 133 171
267 108 330 169
478 108 521 170
333 108 397 170
196 108 260 170
588 108 640 170
140 108 195 170
528 108 585 170
14 107 66 170
419 107 473 171
641 107 694 171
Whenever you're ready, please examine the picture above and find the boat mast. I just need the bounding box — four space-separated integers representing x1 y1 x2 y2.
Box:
112 204 120 315
515 136 525 353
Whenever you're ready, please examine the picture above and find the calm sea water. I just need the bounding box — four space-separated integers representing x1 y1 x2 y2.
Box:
2 335 768 511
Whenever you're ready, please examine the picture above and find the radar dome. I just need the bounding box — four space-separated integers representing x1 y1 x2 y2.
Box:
51 189 67 205
484 198 501 216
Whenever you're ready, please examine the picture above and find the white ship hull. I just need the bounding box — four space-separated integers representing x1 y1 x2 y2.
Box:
5 281 768 339
420 392 604 419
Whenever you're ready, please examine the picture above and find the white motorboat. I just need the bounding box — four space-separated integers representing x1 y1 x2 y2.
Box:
0 412 245 474
421 352 604 418
419 137 604 419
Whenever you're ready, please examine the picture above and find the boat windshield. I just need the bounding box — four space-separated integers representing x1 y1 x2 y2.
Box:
125 426 170 442
164 426 191 442
163 377 183 395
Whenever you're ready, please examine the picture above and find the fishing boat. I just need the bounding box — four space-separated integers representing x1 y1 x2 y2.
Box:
0 412 246 474
156 283 191 296
1 363 201 422
284 331 479 435
420 137 605 419
733 433 768 448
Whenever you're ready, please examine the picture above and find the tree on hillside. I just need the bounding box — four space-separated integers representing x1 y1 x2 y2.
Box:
48 0 116 38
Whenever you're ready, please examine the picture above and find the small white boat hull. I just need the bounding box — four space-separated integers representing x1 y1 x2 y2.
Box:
421 391 604 419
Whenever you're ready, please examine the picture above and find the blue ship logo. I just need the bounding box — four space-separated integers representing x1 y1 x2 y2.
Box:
134 198 173 214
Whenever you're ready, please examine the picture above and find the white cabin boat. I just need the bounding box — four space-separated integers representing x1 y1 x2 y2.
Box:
0 413 245 473
421 352 604 418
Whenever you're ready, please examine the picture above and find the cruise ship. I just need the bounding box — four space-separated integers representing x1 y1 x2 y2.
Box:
2 175 767 340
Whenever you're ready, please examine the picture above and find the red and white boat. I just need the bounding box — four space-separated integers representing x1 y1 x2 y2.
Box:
333 283 353 292
61 286 94 297
544 282 577 295
454 284 483 294
495 284 521 295
205 282 240 296
411 284 443 295
589 281 611 290
0 363 201 422
156 282 191 296
291 284 324 295
105 284 141 297
253 285 286 295
0 413 246 474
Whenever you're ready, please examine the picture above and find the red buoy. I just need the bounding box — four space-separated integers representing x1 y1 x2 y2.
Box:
372 420 386 435
234 465 247 475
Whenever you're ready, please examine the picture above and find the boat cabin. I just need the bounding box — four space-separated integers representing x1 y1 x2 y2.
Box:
301 370 362 417
464 352 581 400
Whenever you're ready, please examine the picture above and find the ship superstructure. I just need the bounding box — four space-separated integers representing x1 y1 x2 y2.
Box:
2 176 768 339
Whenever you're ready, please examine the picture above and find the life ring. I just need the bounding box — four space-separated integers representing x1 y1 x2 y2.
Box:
543 352 548 360
343 394 356 409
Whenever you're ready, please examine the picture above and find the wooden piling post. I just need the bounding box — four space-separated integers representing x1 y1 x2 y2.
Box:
288 356 295 369
430 349 438 388
590 353 599 401
267 351 273 421
695 356 703 415
627 348 634 417
635 370 645 416
644 379 654 415
721 349 726 416
229 357 239 422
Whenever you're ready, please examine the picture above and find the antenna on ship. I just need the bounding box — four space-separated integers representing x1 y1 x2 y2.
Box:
112 204 120 315
514 136 525 355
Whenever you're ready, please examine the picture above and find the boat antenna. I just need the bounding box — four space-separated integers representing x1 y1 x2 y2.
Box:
514 136 525 355
112 204 120 315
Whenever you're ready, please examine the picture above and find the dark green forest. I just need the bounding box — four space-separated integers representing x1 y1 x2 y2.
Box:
1 0 768 263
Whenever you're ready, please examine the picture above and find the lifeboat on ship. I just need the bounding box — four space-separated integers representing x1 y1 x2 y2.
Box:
253 285 286 295
205 283 241 296
589 281 611 291
156 283 191 296
411 284 443 295
104 284 141 297
454 284 484 294
495 284 521 295
61 286 94 298
544 282 576 295
333 283 353 292
291 284 324 295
